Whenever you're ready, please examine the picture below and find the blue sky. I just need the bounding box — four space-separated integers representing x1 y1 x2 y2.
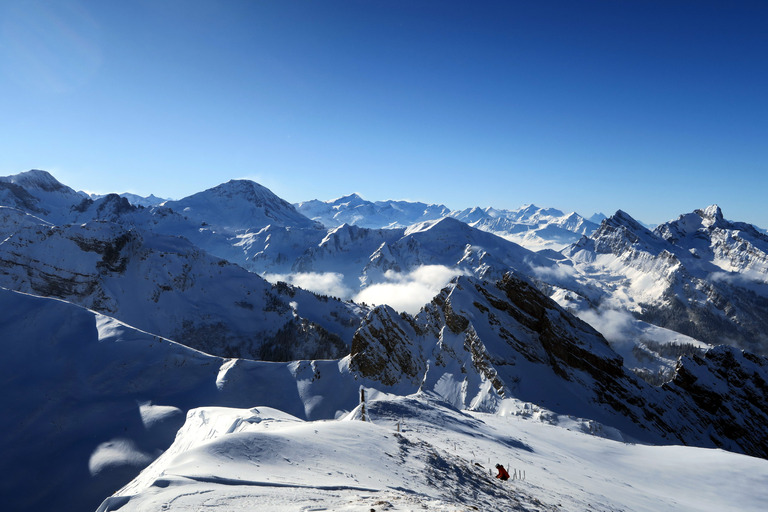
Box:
1 0 766 227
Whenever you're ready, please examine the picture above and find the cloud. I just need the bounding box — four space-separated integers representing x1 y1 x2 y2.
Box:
529 263 577 281
354 265 470 314
262 272 353 299
575 308 637 348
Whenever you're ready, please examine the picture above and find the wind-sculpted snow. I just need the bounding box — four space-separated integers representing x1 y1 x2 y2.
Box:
0 289 367 512
4 170 768 510
100 394 768 512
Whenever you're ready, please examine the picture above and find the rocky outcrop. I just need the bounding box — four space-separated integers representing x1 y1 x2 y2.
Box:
663 346 768 458
349 272 768 459
350 305 425 387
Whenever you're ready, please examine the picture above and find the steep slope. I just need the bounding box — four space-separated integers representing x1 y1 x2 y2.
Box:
349 273 768 458
0 288 365 512
0 219 364 360
560 206 768 354
662 346 768 458
0 169 90 224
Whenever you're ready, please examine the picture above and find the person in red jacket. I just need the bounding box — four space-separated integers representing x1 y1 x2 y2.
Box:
495 463 510 481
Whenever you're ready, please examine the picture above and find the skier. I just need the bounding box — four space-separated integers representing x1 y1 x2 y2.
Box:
495 463 510 481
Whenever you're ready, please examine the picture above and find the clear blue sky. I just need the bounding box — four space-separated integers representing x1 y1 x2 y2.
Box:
1 0 766 227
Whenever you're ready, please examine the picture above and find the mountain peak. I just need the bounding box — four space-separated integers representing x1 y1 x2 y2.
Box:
166 179 318 231
404 216 468 236
606 210 646 231
1 169 70 193
695 204 724 227
335 193 365 204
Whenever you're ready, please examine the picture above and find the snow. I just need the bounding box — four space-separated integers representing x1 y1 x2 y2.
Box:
3 170 768 511
101 394 768 512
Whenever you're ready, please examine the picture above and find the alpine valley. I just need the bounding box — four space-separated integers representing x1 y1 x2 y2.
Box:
1 170 767 512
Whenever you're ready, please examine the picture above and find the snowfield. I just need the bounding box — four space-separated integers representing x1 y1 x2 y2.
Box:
101 395 768 512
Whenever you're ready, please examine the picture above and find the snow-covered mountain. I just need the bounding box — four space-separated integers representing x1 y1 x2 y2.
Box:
296 193 452 229
559 206 768 356
3 169 768 511
286 217 556 295
0 169 90 224
3 277 767 512
297 194 599 251
449 204 600 251
166 179 320 232
85 191 168 208
350 273 768 457
0 210 364 361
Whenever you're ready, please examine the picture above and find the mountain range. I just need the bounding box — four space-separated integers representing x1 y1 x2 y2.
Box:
1 169 767 512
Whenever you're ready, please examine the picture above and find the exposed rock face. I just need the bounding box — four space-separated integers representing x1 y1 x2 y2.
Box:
350 305 426 387
350 272 768 459
663 346 768 459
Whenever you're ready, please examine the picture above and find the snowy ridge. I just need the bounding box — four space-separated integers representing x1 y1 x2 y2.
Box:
164 179 319 232
0 288 365 512
3 284 768 512
558 206 768 355
350 273 768 457
297 195 600 251
296 193 451 229
0 218 364 360
2 169 768 511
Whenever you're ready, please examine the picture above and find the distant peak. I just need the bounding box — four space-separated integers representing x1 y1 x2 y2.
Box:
205 179 281 201
605 210 646 231
331 193 367 206
3 169 68 192
220 179 267 191
695 204 724 226
588 212 608 224
405 216 466 236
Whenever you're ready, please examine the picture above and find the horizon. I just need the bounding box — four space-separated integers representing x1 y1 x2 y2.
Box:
1 1 766 228
7 167 758 231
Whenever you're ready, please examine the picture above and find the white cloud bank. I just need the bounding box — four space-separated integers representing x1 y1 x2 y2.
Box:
262 272 353 299
575 307 637 348
354 265 470 315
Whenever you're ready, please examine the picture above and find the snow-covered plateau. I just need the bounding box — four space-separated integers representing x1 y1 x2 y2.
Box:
1 169 767 512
